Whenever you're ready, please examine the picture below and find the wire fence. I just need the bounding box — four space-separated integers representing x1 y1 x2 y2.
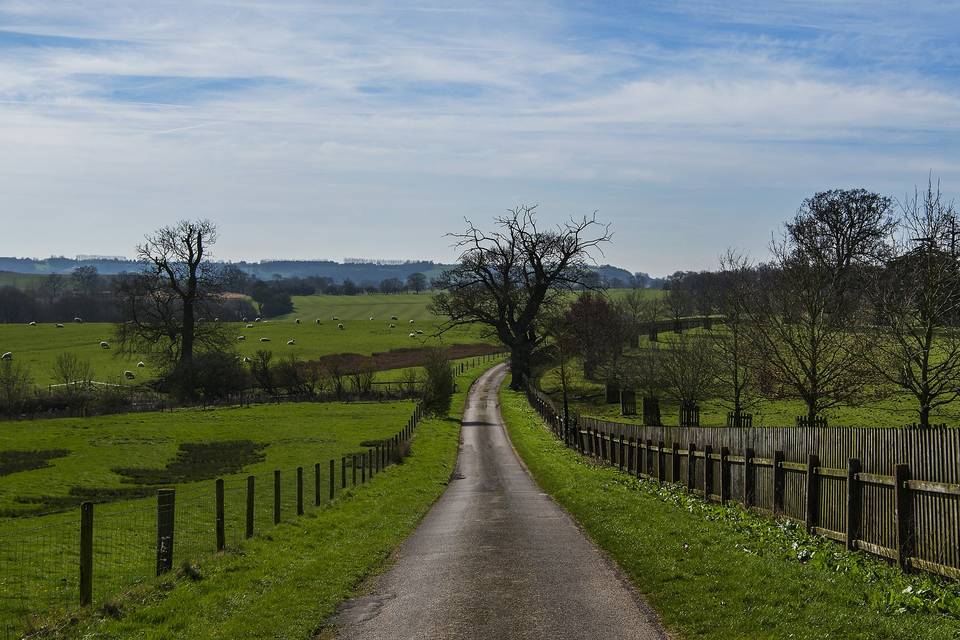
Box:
0 403 428 639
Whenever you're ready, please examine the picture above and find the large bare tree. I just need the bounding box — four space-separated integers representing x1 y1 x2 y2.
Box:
866 180 960 427
116 220 229 393
432 205 611 389
710 250 760 419
746 190 892 423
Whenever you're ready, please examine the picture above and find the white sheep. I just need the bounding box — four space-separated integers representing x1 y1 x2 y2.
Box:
295 318 301 325
369 316 374 321
74 317 83 323
237 335 246 341
255 317 261 322
259 337 270 342
242 356 252 363
287 339 296 345
416 330 424 335
245 323 254 328
1 352 11 360
214 317 220 322
409 319 415 324
337 323 344 330
27 321 36 326
137 361 146 368
315 319 321 325
409 332 416 338
332 315 339 321
390 315 398 321
389 323 396 328
55 323 64 328
123 370 135 380
242 316 248 322
99 341 109 349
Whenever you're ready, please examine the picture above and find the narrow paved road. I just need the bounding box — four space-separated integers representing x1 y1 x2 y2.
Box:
332 364 666 639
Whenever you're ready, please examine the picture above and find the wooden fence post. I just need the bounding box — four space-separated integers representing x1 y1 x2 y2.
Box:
895 463 915 572
720 447 731 504
845 458 861 551
743 448 755 508
627 437 635 473
80 501 93 606
215 478 225 551
314 463 321 506
646 439 654 478
657 441 665 482
273 470 281 524
687 443 696 491
703 445 713 500
672 443 681 484
772 451 785 515
804 454 819 532
329 460 335 501
246 476 254 539
361 453 366 483
352 455 358 485
341 457 347 489
156 488 175 575
297 467 304 516
619 435 625 471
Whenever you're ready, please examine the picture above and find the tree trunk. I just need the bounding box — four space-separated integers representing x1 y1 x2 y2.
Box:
919 404 930 429
509 340 533 390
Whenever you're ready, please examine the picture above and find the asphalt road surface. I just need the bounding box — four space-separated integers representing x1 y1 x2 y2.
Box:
331 363 666 639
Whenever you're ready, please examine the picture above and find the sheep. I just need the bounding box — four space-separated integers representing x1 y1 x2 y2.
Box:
287 339 296 345
408 332 416 338
1 352 11 360
214 317 220 322
255 317 262 322
27 321 36 326
242 316 248 322
337 323 344 330
245 323 254 328
55 323 64 328
409 319 415 324
137 361 146 368
99 341 109 349
390 315 398 321
369 316 374 321
73 317 83 323
315 319 321 325
332 315 339 321
123 371 135 380
416 330 424 335
237 335 246 341
259 337 270 342
295 318 301 325
389 323 396 328
242 356 252 363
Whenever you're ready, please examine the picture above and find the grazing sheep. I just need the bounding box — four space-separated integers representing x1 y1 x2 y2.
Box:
369 316 374 321
295 318 301 325
55 323 64 328
1 352 12 360
237 335 246 341
390 315 398 321
27 321 36 326
124 370 135 380
315 319 321 325
416 330 424 335
74 317 83 323
137 361 146 368
409 332 418 338
245 323 254 328
99 341 109 349
214 317 220 322
389 323 396 328
255 317 261 322
242 316 248 322
242 356 252 363
259 337 270 342
409 319 415 324
287 339 296 345
337 323 344 330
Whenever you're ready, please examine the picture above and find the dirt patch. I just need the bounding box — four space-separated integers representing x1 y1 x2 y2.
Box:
313 343 502 374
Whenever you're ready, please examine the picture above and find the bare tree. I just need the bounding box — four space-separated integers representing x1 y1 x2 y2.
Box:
432 205 611 389
746 190 892 423
710 250 759 418
115 220 229 393
659 333 717 410
866 180 960 427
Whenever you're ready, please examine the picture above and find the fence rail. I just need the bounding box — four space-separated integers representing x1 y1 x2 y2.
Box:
526 385 960 582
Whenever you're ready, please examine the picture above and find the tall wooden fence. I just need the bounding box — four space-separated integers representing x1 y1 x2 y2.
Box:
526 386 960 582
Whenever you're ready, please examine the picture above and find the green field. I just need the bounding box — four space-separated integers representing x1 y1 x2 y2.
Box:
500 385 960 640
0 293 491 386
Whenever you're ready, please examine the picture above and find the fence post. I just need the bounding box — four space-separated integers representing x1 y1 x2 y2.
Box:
80 501 93 607
246 476 254 539
894 463 915 572
743 448 755 508
297 467 304 516
329 460 335 501
627 437 634 473
375 445 381 473
619 434 625 471
804 454 819 532
361 454 366 483
772 451 785 515
657 440 665 482
703 445 713 500
672 443 681 484
352 455 358 485
646 439 654 477
156 488 175 576
216 478 225 551
341 457 347 489
687 443 696 491
720 447 731 504
314 463 321 506
274 470 281 524
845 458 861 551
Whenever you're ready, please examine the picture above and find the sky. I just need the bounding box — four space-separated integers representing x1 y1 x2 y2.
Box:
0 1 957 275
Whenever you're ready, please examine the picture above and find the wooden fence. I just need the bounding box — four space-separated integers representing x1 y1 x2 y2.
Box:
526 386 960 581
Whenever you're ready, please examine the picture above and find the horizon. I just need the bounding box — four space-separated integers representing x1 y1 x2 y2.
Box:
1 2 958 273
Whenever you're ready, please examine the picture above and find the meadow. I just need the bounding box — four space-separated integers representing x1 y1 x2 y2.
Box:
0 292 491 386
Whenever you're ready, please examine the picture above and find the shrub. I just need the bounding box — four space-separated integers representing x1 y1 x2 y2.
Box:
192 351 249 400
421 348 454 416
0 359 34 415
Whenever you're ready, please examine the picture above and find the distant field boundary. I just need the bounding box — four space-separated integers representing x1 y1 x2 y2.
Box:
527 384 960 582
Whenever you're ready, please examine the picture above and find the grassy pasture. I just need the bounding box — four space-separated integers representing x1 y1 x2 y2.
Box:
540 326 960 428
0 293 491 386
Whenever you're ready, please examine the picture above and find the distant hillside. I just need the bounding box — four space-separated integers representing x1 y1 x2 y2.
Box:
0 257 664 288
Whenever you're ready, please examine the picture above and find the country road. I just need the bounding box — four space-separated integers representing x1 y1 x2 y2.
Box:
331 363 667 639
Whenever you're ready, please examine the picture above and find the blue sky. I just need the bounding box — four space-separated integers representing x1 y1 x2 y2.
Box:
0 1 957 274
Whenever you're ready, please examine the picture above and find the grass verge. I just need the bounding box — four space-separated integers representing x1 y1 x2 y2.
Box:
40 363 493 639
499 385 960 640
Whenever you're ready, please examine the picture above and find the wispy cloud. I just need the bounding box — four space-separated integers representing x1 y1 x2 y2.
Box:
0 1 956 272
